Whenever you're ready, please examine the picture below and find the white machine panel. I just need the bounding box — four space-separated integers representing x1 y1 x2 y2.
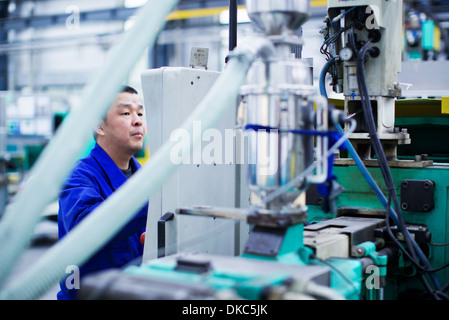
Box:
141 67 249 262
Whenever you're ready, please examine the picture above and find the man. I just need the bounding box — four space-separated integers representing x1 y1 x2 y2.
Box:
57 86 148 300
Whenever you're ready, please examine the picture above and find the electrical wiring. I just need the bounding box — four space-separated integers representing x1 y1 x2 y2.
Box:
385 195 442 299
311 254 361 299
430 241 449 247
330 7 357 29
355 39 448 299
356 42 418 262
348 27 357 54
320 25 348 61
440 277 449 293
383 201 449 274
318 31 449 299
356 41 415 259
321 7 357 61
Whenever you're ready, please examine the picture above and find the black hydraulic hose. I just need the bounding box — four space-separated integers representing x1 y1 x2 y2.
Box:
348 27 357 54
385 195 440 300
356 40 445 298
318 25 447 298
357 44 413 252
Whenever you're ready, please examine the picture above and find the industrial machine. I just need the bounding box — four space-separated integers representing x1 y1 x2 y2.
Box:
78 0 449 301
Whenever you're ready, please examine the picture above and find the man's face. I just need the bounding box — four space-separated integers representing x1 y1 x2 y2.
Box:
98 92 147 155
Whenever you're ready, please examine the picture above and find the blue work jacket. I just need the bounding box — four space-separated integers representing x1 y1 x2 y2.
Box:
57 143 148 300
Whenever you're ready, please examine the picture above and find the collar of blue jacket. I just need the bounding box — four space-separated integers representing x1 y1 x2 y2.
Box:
90 142 142 186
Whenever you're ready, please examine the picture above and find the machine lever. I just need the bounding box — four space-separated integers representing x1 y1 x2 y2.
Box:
157 212 175 258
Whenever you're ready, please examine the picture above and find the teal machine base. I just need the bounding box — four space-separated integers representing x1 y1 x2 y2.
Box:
306 162 449 299
116 214 381 300
124 251 363 300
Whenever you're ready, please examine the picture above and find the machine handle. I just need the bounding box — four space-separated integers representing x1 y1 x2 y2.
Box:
157 212 175 258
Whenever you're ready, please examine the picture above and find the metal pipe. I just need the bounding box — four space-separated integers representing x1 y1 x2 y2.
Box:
229 0 238 52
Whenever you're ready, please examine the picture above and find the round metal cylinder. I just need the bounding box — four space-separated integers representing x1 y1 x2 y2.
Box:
241 58 314 211
245 0 310 35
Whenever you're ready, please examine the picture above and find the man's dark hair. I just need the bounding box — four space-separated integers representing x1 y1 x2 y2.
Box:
122 85 138 95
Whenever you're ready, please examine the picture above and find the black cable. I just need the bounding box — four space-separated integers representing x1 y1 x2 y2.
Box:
321 25 350 61
440 277 449 293
384 207 449 274
357 40 429 280
357 51 418 269
435 290 449 300
386 194 442 300
356 40 447 299
356 40 417 264
348 27 357 54
312 255 362 299
320 9 448 298
430 241 449 247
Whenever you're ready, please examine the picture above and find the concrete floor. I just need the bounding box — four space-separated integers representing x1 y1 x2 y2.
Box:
2 219 60 300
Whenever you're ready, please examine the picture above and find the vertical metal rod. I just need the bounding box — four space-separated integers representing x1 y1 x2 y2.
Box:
229 0 238 52
157 212 175 258
0 1 8 91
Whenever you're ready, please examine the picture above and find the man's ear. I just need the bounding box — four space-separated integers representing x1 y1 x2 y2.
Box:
95 123 105 137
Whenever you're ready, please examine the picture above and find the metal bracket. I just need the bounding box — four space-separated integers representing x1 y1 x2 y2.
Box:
243 226 287 257
400 179 435 212
157 212 175 258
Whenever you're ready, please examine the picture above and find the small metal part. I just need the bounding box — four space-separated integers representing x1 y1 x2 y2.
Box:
176 206 250 220
304 216 385 246
247 211 307 228
244 226 286 257
303 229 349 260
374 224 431 246
175 257 212 274
352 246 366 257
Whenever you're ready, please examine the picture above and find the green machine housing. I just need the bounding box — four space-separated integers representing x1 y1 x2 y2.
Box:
305 97 449 299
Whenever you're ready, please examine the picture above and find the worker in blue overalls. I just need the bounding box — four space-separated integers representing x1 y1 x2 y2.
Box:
57 86 148 300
